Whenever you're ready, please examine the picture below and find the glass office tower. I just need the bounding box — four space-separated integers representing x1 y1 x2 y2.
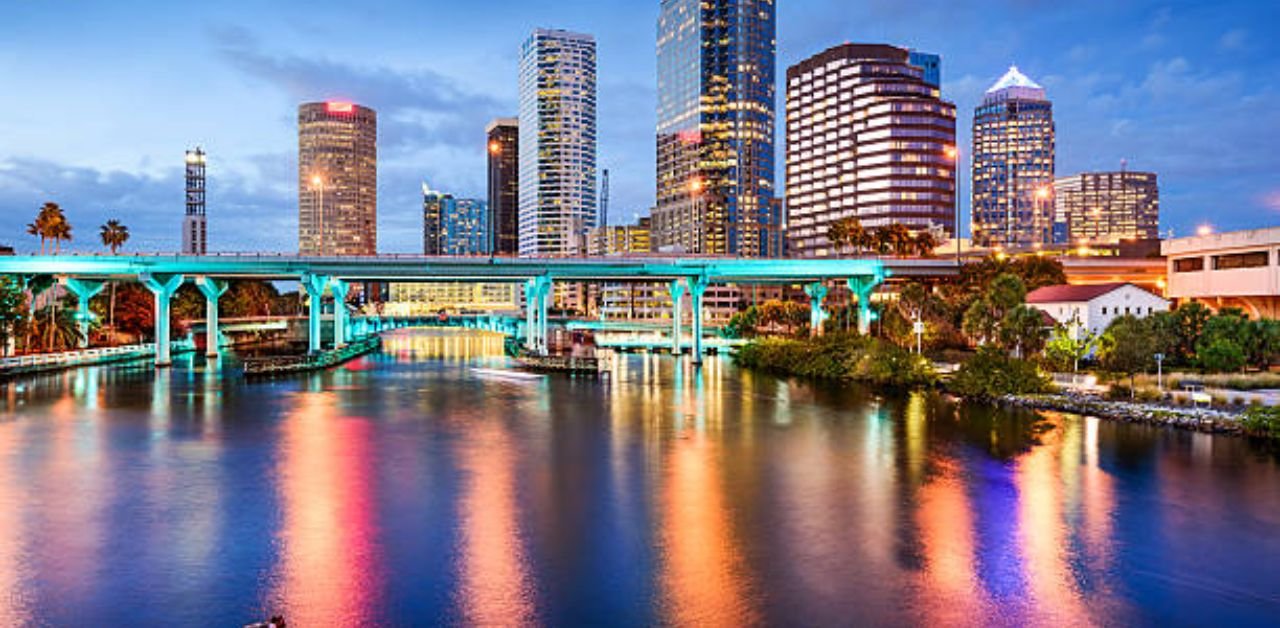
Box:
298 101 377 256
517 29 598 258
654 0 780 257
971 66 1055 250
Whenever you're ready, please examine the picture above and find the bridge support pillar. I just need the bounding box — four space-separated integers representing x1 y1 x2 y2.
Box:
804 282 830 337
669 279 686 355
686 276 708 364
139 273 185 367
847 269 887 336
524 280 537 353
194 277 228 357
535 276 552 354
330 279 350 348
302 274 331 354
63 278 105 349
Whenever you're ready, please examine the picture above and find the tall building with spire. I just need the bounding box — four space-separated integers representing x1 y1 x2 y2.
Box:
298 101 377 256
785 44 956 258
182 147 207 255
653 0 781 257
971 66 1056 250
518 29 598 258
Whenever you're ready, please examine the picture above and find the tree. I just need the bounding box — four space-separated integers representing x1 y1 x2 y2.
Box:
912 230 940 258
27 202 67 255
962 273 1026 346
1249 319 1280 370
1197 310 1249 371
880 223 914 257
998 305 1050 359
950 345 1051 400
826 220 849 256
1171 303 1212 364
847 219 871 256
1044 321 1099 375
0 276 28 356
1098 315 1158 397
99 219 130 340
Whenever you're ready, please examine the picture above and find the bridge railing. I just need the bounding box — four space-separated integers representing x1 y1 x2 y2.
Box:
0 340 196 372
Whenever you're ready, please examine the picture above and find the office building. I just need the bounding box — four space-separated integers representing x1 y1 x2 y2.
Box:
387 283 519 316
298 101 377 256
1055 171 1159 246
908 51 941 88
182 147 207 255
443 198 489 256
586 217 669 321
785 44 957 258
486 118 519 256
422 184 451 256
971 66 1055 250
518 29 598 258
654 0 781 257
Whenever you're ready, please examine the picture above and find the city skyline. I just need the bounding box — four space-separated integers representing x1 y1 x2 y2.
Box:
0 0 1277 253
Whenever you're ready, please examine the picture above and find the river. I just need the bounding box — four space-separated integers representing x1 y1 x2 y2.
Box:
0 328 1277 626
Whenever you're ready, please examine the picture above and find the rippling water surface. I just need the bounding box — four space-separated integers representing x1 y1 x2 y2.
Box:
0 328 1277 626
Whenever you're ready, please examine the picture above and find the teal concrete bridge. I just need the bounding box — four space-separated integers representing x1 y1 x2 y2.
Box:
0 254 916 366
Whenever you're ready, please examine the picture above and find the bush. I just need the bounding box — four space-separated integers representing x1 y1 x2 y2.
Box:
1199 338 1247 373
1240 406 1280 440
734 333 936 388
949 346 1052 400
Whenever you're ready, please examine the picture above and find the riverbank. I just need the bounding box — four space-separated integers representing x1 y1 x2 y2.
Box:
732 335 1266 438
996 392 1245 435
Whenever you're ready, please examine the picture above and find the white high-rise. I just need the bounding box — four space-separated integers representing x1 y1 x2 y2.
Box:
517 29 598 258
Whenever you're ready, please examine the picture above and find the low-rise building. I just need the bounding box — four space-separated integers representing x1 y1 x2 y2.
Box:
1163 226 1280 318
1026 282 1170 336
0 245 14 256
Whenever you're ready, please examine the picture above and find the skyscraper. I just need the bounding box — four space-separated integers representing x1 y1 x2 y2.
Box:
443 198 490 256
518 29 598 258
182 147 207 255
298 101 377 256
971 66 1056 250
908 51 942 88
785 44 957 258
654 0 781 257
486 118 519 256
422 183 452 255
1055 170 1160 246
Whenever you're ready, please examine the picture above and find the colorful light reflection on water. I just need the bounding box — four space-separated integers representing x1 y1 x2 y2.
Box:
0 328 1277 625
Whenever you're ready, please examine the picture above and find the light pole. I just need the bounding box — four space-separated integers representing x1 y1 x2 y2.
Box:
311 175 325 255
944 145 962 267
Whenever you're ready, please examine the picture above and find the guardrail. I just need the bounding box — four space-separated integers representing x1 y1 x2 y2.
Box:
0 340 195 374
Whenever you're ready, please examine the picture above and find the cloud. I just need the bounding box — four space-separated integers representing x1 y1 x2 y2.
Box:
209 24 508 157
1219 28 1248 52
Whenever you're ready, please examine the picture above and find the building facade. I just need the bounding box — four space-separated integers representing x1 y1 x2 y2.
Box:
908 51 941 88
182 147 207 255
387 283 519 316
654 0 781 257
1027 283 1170 337
1054 171 1159 246
971 67 1055 250
443 199 490 256
585 217 670 321
1163 227 1280 318
298 102 377 256
486 118 519 256
518 29 598 258
785 44 957 258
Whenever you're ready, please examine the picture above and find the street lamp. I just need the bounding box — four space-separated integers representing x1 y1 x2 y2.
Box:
944 145 962 267
311 175 325 255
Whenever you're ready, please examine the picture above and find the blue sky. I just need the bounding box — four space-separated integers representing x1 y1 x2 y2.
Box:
1 0 1277 253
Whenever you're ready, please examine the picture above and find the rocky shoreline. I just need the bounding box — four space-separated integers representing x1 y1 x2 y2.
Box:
998 392 1245 435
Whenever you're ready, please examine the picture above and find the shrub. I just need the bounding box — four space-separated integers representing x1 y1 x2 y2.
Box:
1240 406 1280 440
1135 387 1164 403
950 346 1051 400
734 333 935 387
1199 338 1247 373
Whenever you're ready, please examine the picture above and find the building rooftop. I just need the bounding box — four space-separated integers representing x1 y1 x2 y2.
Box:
984 65 1048 103
1026 282 1144 304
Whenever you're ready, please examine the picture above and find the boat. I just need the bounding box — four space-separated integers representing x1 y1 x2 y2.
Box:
471 367 544 381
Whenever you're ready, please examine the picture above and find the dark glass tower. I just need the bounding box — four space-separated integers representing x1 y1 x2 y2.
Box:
654 0 780 257
486 118 519 256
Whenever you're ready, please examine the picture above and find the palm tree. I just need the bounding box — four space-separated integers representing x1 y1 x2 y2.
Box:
100 220 130 340
826 220 849 256
846 218 868 257
912 231 941 258
50 217 72 254
27 202 63 254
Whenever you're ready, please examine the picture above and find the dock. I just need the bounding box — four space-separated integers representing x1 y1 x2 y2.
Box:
243 336 381 376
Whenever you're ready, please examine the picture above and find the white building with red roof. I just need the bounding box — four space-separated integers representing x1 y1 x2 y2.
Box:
1026 282 1170 335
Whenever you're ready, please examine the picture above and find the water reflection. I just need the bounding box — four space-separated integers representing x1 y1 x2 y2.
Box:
0 330 1275 624
269 390 383 625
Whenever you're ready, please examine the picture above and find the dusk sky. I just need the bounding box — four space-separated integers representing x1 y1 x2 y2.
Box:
1 0 1277 253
